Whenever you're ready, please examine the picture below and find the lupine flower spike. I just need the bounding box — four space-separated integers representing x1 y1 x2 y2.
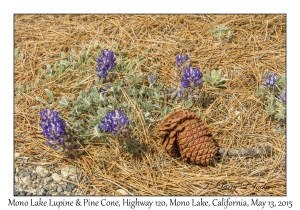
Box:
168 55 203 102
40 108 66 147
96 49 116 82
175 54 191 71
181 67 203 88
99 109 132 136
262 70 277 87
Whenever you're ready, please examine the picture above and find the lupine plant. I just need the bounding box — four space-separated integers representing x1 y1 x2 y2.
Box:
40 49 98 81
257 69 286 120
202 68 228 88
35 45 175 155
35 44 231 155
209 24 234 42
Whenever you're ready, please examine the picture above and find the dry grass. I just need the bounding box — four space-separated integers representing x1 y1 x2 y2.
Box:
14 14 286 196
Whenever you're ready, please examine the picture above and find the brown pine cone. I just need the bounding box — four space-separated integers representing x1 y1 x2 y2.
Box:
158 110 218 165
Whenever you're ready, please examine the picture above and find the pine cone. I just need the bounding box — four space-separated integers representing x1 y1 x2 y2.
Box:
158 110 218 165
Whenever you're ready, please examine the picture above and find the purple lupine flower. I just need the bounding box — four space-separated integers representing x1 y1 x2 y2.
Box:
40 108 66 147
262 70 277 87
96 49 116 82
280 89 286 103
175 54 191 70
181 67 203 88
99 109 131 136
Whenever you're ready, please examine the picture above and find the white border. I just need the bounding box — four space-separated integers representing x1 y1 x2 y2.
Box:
1 0 298 209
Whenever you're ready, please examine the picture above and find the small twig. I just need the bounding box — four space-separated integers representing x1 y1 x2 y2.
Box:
218 146 271 157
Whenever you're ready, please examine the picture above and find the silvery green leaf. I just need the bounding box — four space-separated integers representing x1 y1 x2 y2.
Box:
80 54 86 63
143 49 149 55
266 106 275 115
82 97 91 108
41 70 50 79
143 112 154 123
68 117 76 122
70 50 77 59
110 97 117 107
31 105 42 110
203 74 211 82
121 49 128 53
215 70 222 79
267 94 275 104
113 42 118 50
44 89 55 103
138 56 144 61
153 92 161 100
95 77 100 85
58 63 64 75
61 52 66 59
79 91 86 99
120 102 129 109
200 113 205 120
211 70 217 80
14 48 19 60
36 97 49 105
99 92 106 102
46 64 52 72
107 105 114 110
88 117 99 126
61 60 70 67
257 86 265 96
89 86 98 96
139 86 145 96
185 100 193 108
97 109 107 118
93 125 101 137
18 84 24 93
82 65 87 74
